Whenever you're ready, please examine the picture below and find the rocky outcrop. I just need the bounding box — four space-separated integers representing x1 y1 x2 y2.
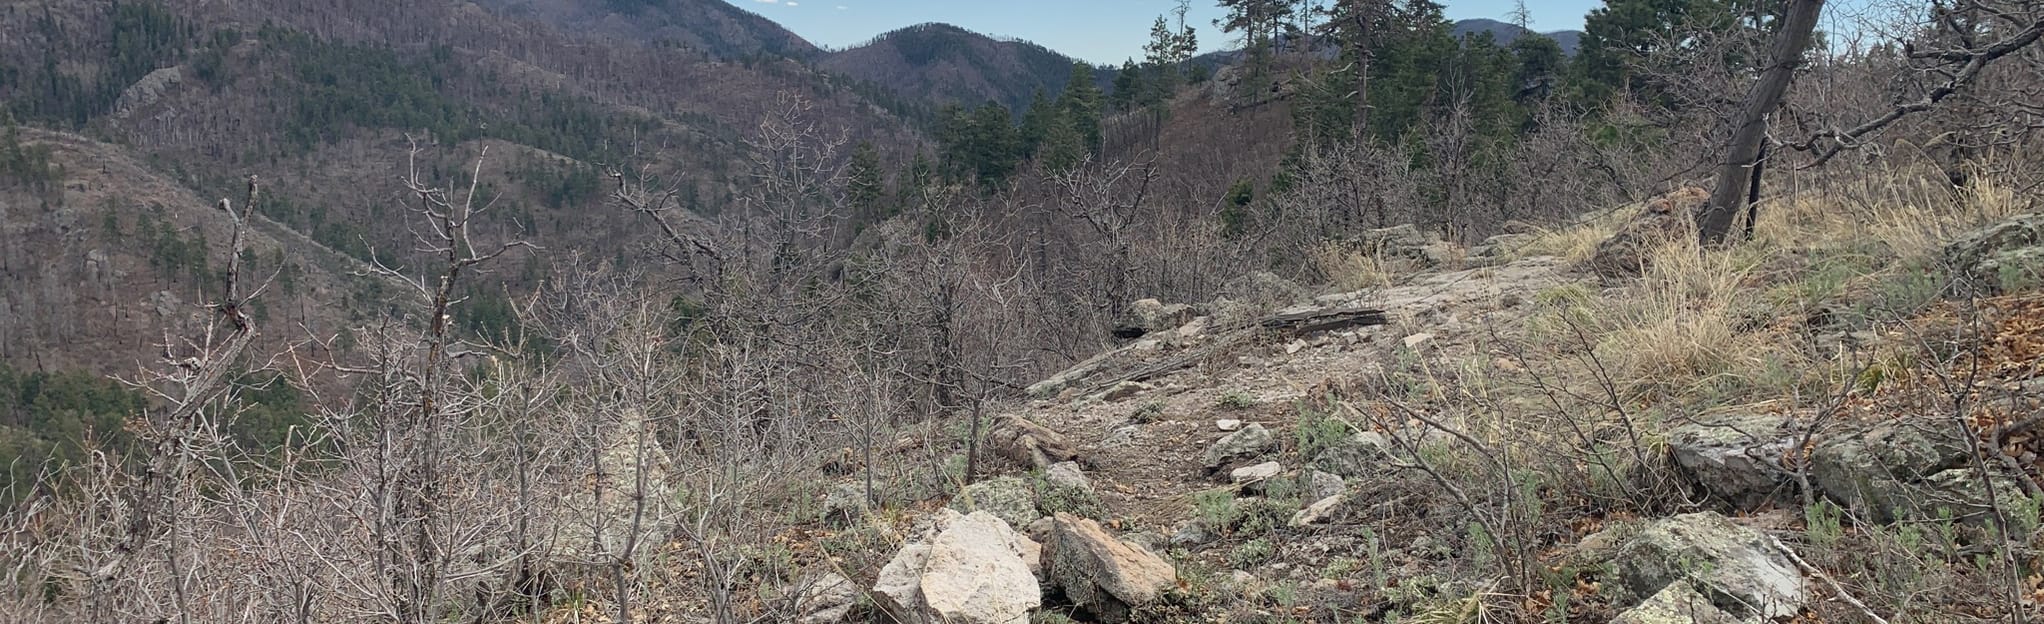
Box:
1588 186 1708 279
873 510 1042 624
1114 299 1198 339
1609 581 1744 624
1807 419 2021 524
1290 494 1345 527
1046 513 1177 623
1203 423 1277 472
1943 213 2044 294
1581 512 1804 621
988 416 1082 470
1666 412 1799 506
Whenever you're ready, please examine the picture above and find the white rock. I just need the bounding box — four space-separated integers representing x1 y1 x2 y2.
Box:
1215 419 1244 431
1230 461 1284 484
921 512 1042 624
1291 494 1345 526
1402 333 1436 349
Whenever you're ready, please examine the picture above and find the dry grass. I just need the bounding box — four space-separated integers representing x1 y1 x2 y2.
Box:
1309 242 1403 292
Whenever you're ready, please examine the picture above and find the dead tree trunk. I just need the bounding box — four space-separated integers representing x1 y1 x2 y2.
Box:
1697 0 1825 246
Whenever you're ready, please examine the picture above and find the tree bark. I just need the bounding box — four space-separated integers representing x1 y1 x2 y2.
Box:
1697 0 1825 246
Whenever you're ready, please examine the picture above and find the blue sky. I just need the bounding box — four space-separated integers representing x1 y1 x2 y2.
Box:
736 0 1605 64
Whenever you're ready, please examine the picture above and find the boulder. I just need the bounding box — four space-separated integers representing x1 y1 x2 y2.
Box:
1047 513 1178 623
1588 187 1708 279
1046 461 1091 491
950 476 1041 530
821 482 871 527
1609 581 1744 624
922 513 1044 624
1203 423 1277 471
1590 512 1804 620
1114 299 1198 339
1665 412 1799 506
1943 213 2044 294
1302 470 1346 502
872 543 931 622
1804 419 2025 524
875 511 1043 624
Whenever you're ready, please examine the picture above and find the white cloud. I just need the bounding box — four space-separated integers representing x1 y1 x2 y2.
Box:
836 4 848 9
786 1 798 5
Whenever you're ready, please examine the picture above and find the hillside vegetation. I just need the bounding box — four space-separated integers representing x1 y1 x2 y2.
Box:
1 0 2043 623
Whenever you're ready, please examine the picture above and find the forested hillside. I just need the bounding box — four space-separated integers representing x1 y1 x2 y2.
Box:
3 0 2044 623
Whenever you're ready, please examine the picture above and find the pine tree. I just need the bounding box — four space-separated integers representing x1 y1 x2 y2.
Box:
1217 0 1296 78
1110 60 1143 112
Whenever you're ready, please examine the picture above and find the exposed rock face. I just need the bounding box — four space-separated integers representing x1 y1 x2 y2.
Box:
113 67 184 121
950 476 1042 529
1587 512 1805 620
1806 420 2022 524
1588 186 1708 279
1203 423 1277 471
874 511 1043 624
1666 412 1799 505
1047 513 1177 623
1943 213 2044 294
988 416 1082 469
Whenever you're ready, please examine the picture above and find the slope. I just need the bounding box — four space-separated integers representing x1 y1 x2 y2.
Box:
819 23 1108 111
470 0 821 59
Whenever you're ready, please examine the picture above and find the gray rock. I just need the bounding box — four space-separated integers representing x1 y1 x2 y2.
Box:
791 572 859 624
1047 513 1177 624
1118 299 1197 338
1230 461 1284 484
822 482 871 527
1098 381 1153 402
1943 213 2044 294
1592 512 1805 620
1046 461 1091 491
1807 420 2009 524
1308 431 1391 478
1302 470 1346 502
1170 521 1215 547
872 543 931 623
1290 494 1345 527
1609 581 1744 624
949 476 1041 529
1666 413 1799 506
1203 423 1277 471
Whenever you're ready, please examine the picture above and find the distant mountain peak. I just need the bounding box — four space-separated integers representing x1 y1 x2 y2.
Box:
1449 18 1583 55
474 0 819 59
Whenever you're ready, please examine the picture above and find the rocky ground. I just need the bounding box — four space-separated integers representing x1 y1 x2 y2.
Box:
628 188 2044 624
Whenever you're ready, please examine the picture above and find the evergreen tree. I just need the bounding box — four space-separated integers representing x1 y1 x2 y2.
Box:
1056 63 1103 153
1110 60 1143 112
1217 0 1296 78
